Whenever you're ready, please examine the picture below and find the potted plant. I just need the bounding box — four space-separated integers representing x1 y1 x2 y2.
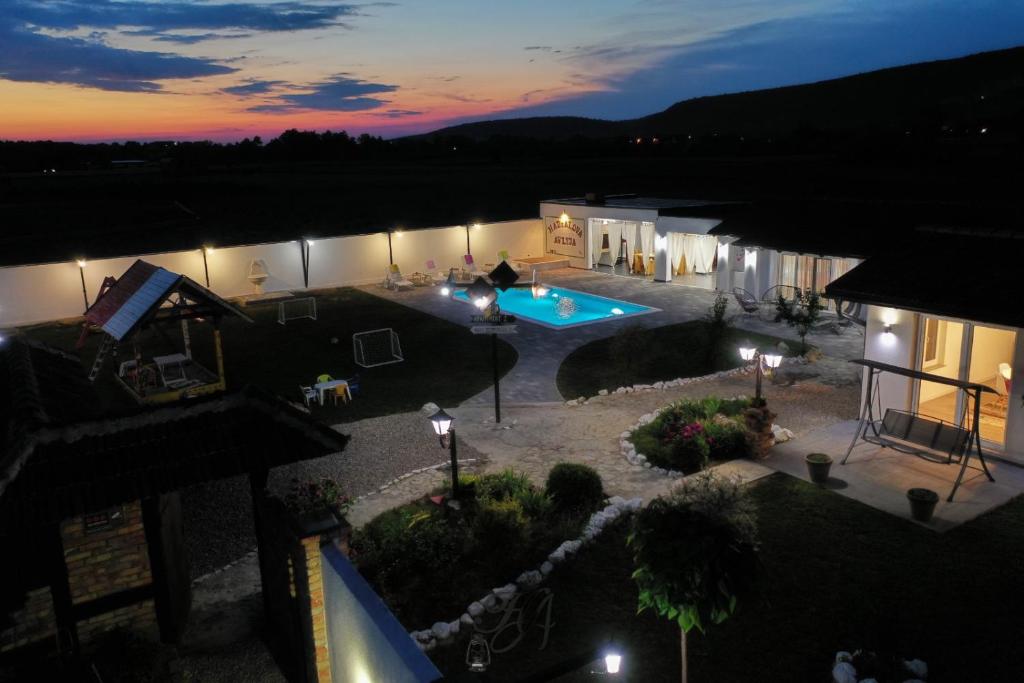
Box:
285 477 352 537
805 452 833 485
906 488 939 523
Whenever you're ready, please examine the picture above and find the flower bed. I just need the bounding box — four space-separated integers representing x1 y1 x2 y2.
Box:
630 396 754 473
350 465 612 635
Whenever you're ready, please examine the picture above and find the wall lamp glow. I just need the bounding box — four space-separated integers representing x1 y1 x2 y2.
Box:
559 212 570 224
883 323 893 335
76 259 89 313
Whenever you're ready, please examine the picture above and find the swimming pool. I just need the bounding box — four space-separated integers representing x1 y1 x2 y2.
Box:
453 286 656 329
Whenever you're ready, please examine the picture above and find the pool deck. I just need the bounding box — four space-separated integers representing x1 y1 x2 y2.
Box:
363 268 865 403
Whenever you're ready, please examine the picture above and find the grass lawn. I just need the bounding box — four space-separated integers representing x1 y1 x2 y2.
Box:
19 287 517 423
556 320 797 399
432 473 1024 682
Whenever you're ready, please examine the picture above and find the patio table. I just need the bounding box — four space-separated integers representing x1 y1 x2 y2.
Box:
314 378 350 405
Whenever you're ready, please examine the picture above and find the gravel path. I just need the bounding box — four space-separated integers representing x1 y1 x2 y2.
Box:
181 410 486 578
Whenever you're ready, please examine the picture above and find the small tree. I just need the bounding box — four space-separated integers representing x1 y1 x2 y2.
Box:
704 291 732 366
629 472 759 682
776 290 823 354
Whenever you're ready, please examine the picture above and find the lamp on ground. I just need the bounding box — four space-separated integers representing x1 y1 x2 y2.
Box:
440 269 457 297
604 649 622 675
427 407 459 499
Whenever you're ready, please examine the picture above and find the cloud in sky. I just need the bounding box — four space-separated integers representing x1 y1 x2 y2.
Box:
0 24 236 92
222 78 288 96
245 74 398 113
0 0 365 92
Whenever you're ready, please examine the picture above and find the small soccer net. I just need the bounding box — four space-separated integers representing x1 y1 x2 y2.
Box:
277 297 317 325
353 328 404 368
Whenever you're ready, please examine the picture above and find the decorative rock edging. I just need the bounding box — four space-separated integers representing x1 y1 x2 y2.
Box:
564 363 757 407
407 495 644 652
619 397 796 478
350 458 479 505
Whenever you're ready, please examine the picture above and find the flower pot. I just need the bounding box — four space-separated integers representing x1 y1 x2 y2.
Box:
805 453 833 485
907 488 939 523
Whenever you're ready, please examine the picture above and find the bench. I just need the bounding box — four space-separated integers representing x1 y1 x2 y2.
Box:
865 409 970 464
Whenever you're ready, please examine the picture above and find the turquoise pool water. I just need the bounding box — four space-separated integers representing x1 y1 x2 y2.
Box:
453 286 655 328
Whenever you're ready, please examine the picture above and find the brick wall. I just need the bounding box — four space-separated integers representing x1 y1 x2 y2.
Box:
0 587 56 653
302 535 331 683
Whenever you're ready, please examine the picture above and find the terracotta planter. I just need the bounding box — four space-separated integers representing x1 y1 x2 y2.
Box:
907 488 939 523
805 453 833 485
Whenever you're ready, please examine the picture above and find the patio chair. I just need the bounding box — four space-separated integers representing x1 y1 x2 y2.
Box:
384 264 414 291
732 287 760 317
299 385 319 407
463 254 487 279
425 259 447 284
345 373 361 396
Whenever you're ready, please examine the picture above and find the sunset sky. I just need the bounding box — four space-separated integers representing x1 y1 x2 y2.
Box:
1 0 1022 142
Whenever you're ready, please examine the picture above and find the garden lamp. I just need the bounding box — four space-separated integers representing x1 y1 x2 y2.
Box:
466 277 497 313
763 353 783 371
440 269 457 297
427 407 459 499
466 633 491 672
604 650 622 675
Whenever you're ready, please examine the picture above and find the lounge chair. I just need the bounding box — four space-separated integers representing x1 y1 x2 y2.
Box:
425 259 447 284
385 264 414 290
463 254 487 279
732 287 760 317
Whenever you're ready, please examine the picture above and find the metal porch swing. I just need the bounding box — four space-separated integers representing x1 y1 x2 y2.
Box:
842 359 996 502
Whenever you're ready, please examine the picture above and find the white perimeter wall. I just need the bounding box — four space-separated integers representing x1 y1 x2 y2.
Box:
0 218 543 327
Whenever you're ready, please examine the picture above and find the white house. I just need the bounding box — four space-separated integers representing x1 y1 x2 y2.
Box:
826 229 1024 463
539 194 862 300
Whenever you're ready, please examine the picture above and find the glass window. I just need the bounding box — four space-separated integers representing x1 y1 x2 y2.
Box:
917 319 964 427
967 325 1016 445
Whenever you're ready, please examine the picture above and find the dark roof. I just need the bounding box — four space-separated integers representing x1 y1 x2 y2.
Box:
825 232 1024 328
0 339 348 528
86 259 251 341
707 200 1024 258
542 194 731 213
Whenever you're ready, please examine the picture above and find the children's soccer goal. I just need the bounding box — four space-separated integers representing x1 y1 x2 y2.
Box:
353 328 404 368
277 297 317 325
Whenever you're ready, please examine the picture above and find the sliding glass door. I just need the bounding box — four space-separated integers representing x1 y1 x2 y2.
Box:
915 317 1016 447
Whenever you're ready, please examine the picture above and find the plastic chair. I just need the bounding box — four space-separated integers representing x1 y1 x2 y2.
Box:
299 385 319 407
334 384 352 404
345 374 361 396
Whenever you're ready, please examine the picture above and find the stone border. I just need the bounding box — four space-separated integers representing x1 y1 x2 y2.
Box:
408 495 643 652
350 458 479 505
564 364 755 406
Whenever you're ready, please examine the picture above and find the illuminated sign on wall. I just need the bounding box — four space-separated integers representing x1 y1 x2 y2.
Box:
545 216 585 259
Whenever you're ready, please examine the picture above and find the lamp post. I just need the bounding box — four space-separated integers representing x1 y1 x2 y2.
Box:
739 343 783 402
76 259 89 313
202 246 213 288
428 407 459 499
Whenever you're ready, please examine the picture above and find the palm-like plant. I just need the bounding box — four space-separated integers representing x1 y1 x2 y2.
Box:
629 472 759 682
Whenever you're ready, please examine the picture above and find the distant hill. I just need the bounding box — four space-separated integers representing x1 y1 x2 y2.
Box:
418 46 1024 141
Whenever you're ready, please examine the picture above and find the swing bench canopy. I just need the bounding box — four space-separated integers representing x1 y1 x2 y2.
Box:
844 358 996 502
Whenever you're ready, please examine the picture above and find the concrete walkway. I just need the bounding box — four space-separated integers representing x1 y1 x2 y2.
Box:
769 419 1024 531
364 269 865 403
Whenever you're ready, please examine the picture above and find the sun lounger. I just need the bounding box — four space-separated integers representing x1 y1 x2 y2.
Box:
463 254 487 279
385 264 414 290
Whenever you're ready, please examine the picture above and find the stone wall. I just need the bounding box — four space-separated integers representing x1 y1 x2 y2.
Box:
0 587 56 653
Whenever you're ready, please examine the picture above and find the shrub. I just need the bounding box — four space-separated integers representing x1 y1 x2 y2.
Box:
516 486 554 519
284 477 351 516
661 421 711 471
701 418 752 461
472 498 528 560
476 469 532 503
545 463 605 514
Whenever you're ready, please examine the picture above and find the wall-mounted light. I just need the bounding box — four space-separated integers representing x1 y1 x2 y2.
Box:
883 323 893 335
654 234 667 253
305 239 315 246
76 259 89 313
744 248 757 270
473 223 482 230
559 212 570 224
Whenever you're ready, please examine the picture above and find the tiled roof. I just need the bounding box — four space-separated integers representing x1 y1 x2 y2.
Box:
0 340 348 528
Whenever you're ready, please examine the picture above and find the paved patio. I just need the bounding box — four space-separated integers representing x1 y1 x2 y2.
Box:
769 419 1024 531
365 268 865 403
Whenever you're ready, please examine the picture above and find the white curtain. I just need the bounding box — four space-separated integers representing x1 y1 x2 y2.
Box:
607 222 623 264
623 222 638 263
640 222 655 259
693 235 718 274
590 221 605 267
669 233 686 273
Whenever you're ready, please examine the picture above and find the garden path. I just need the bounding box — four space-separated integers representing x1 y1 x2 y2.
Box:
365 268 865 403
